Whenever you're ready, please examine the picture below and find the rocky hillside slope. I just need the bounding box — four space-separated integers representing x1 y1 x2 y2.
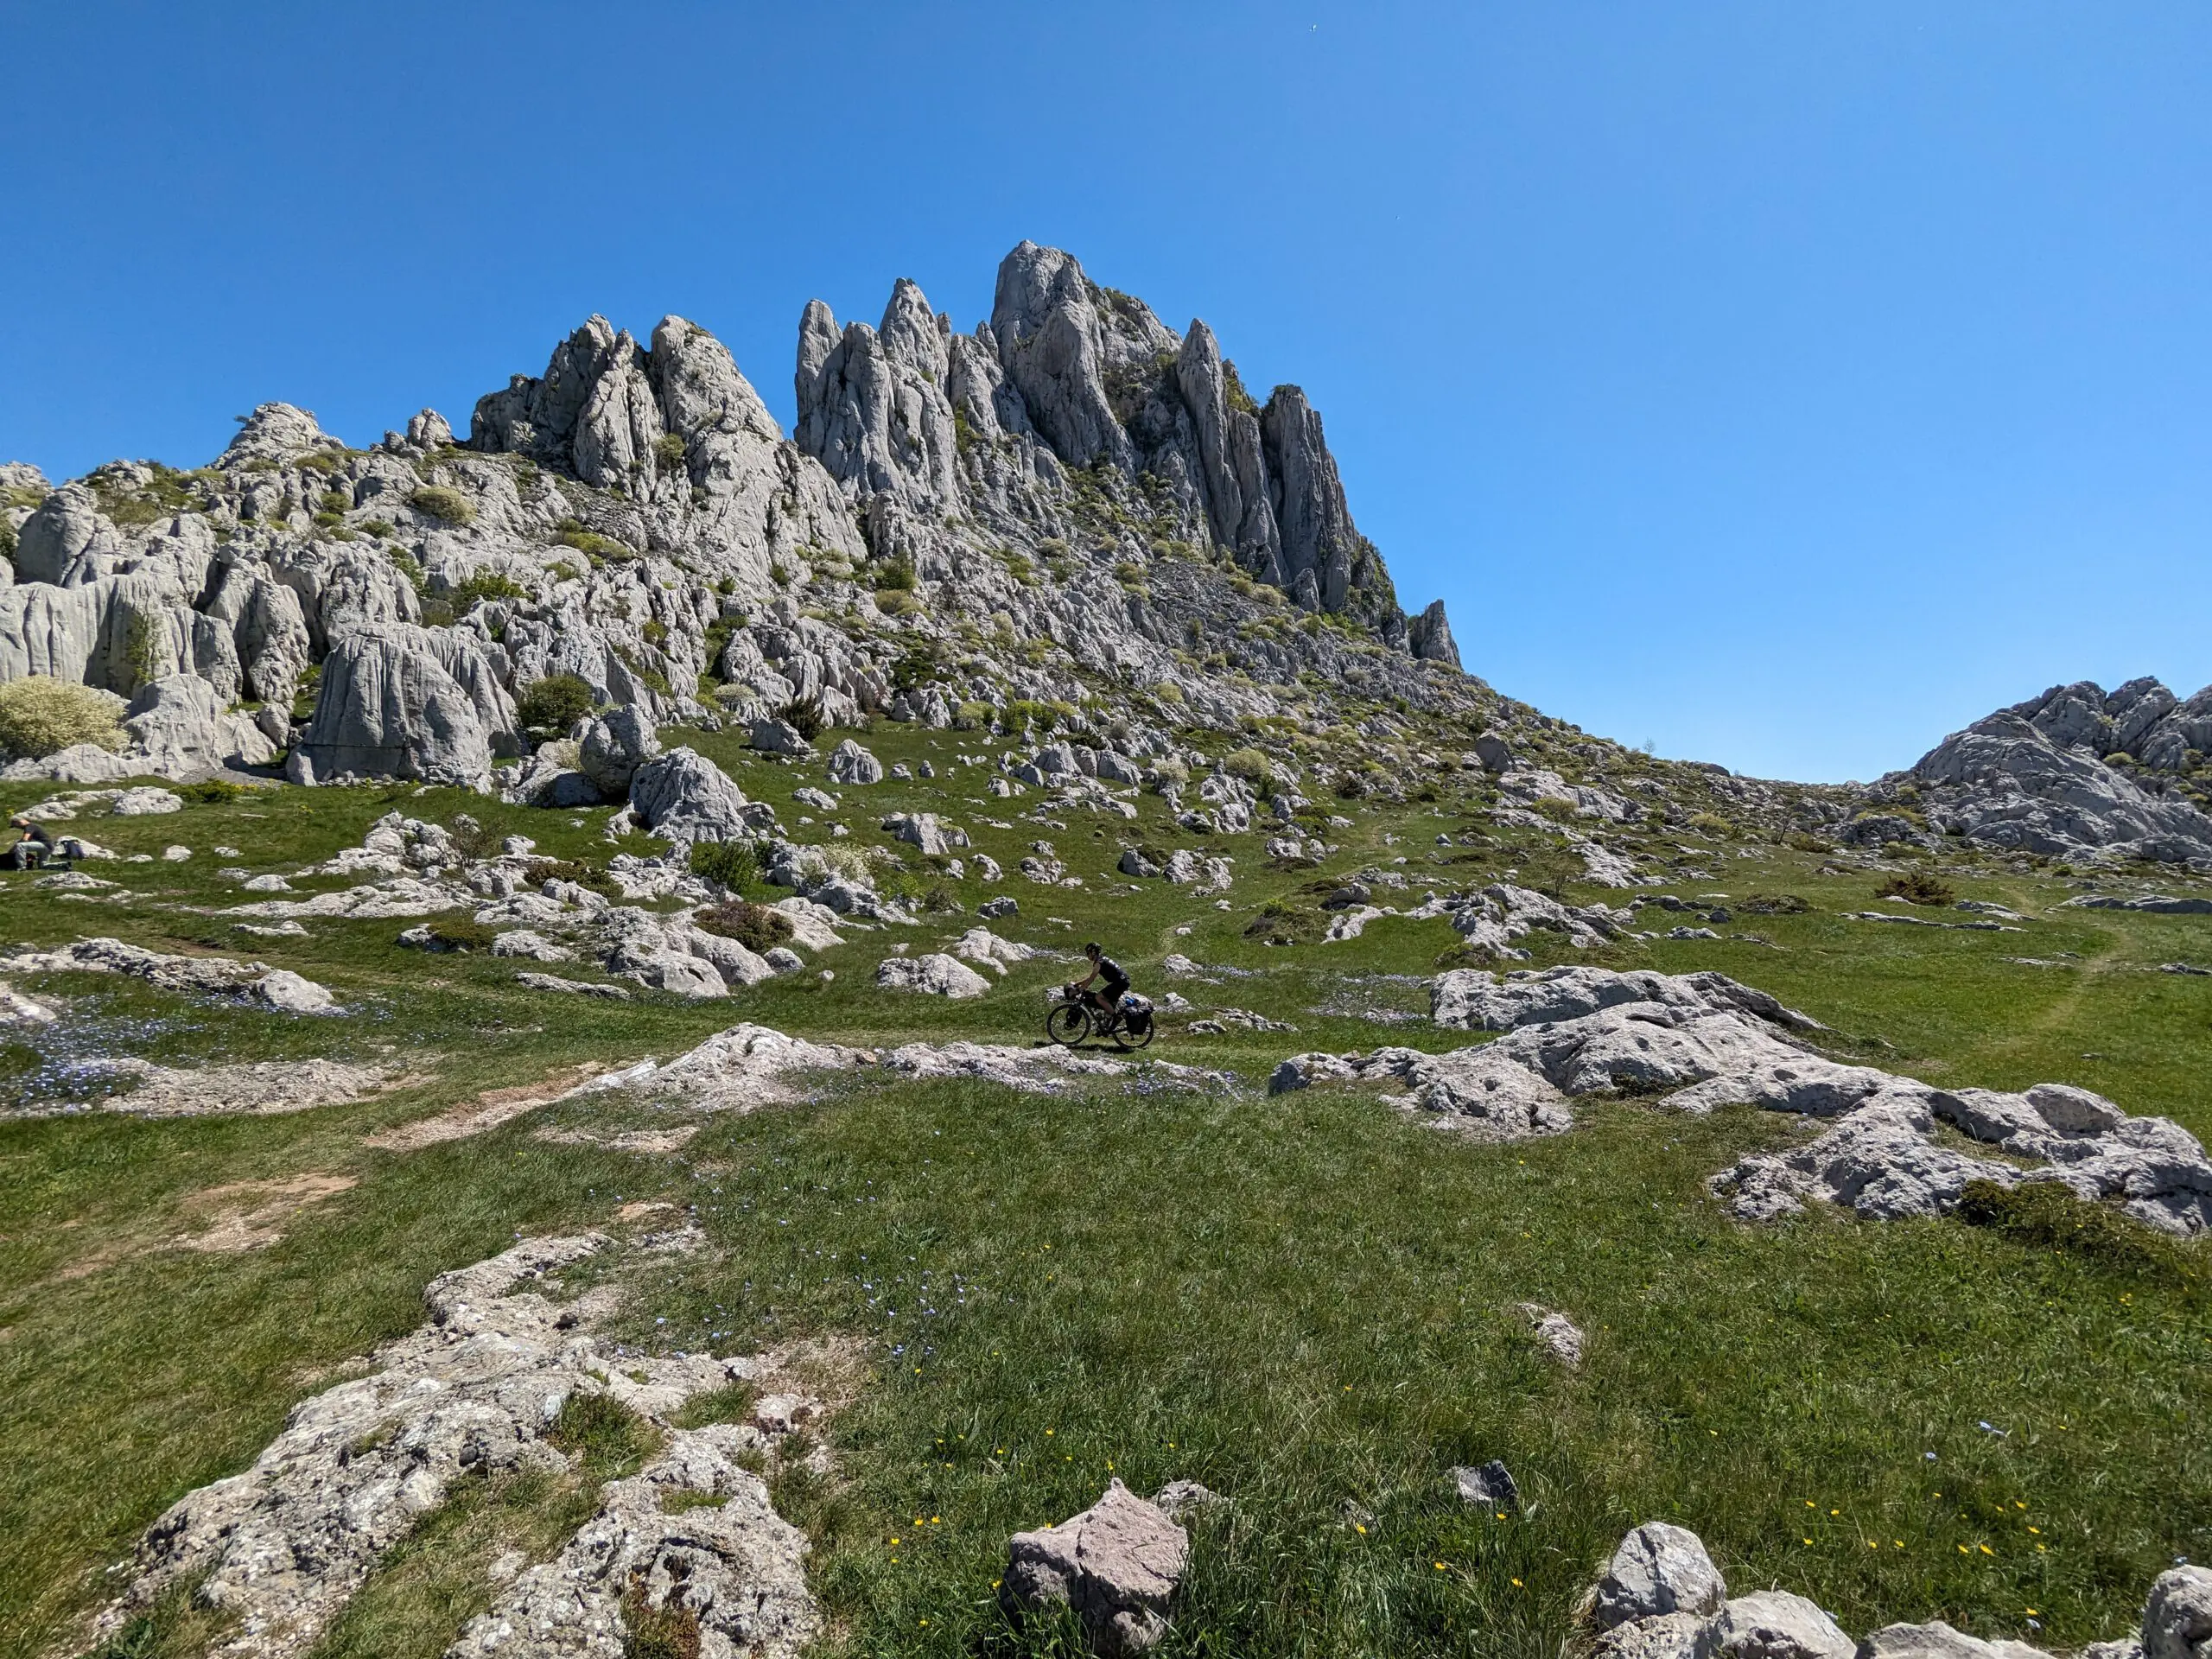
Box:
1846 678 2212 868
1 242 1471 791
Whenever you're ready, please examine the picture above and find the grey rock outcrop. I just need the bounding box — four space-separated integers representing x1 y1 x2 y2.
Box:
629 747 751 842
298 623 516 786
1001 1478 1190 1656
1 937 337 1014
1859 1620 2051 1659
122 674 278 776
577 702 659 794
1451 1460 1519 1512
1284 963 2212 1231
826 737 883 785
446 1426 817 1659
93 1232 806 1659
2145 1565 2212 1659
6 241 1468 807
1888 678 2212 865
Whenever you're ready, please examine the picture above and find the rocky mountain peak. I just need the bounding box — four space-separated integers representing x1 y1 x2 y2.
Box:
222 403 340 467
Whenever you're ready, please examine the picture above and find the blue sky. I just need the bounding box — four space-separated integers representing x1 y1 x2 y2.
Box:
3 2 2206 783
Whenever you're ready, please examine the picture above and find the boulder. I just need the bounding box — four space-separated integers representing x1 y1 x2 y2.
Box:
121 674 277 776
1001 1478 1189 1656
1859 1620 2046 1659
1473 728 1516 773
629 747 751 842
577 703 660 795
2145 1567 2212 1659
298 623 514 787
1700 1592 1854 1659
882 811 967 855
1594 1522 1727 1629
250 969 340 1014
875 952 990 999
1598 1611 1710 1659
112 786 184 815
826 737 883 784
751 716 812 757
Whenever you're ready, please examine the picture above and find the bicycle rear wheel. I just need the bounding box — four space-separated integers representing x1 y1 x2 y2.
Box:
1046 1002 1091 1046
1115 1018 1156 1052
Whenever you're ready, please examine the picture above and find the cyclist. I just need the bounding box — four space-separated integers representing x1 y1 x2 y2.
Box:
6 816 55 871
1072 942 1132 1027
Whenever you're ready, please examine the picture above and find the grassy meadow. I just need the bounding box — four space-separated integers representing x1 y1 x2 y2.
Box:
1 721 2207 1657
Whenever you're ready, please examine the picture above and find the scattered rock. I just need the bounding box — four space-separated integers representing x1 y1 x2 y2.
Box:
1518 1302 1585 1366
514 970 632 1000
2145 1566 2212 1659
2065 893 2212 914
111 786 183 816
826 738 883 785
1450 1460 1519 1513
1001 1478 1189 1656
11 1058 391 1120
1149 1480 1226 1522
1593 1522 1727 1628
876 951 992 999
1700 1592 1854 1659
751 716 813 758
949 926 1037 976
92 1234 777 1658
0 937 340 1014
882 810 968 855
448 1426 817 1659
576 702 660 795
629 747 753 842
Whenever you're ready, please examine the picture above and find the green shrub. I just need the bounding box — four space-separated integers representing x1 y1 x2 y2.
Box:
776 695 824 741
1878 868 1955 906
0 677 124 760
693 899 793 954
953 700 994 731
452 570 528 607
688 840 761 893
874 588 919 617
653 432 688 467
414 919 498 952
176 779 251 805
409 486 475 526
555 518 633 562
876 558 918 591
1685 810 1733 838
1223 747 1273 787
516 675 595 736
524 857 617 896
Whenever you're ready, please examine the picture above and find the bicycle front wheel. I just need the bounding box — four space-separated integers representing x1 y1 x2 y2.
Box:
1046 1002 1092 1047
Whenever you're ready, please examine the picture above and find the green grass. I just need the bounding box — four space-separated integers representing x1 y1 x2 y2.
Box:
2 728 2209 1656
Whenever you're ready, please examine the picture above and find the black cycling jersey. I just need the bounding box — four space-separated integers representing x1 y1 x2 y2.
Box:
1094 955 1128 989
